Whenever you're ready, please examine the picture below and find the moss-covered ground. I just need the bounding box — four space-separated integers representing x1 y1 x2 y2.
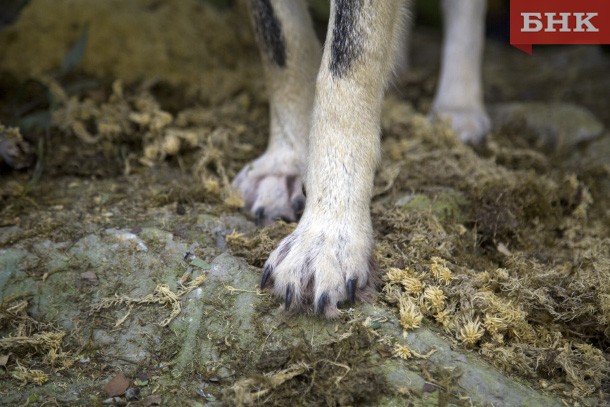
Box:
1 1 609 405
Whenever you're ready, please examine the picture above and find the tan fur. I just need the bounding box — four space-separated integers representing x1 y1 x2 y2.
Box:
235 0 489 316
261 1 406 317
232 0 321 223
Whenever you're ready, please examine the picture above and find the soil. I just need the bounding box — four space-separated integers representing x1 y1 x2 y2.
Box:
0 1 609 406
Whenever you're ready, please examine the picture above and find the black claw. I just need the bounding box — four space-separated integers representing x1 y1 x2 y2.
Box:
255 207 265 226
285 284 294 310
260 265 272 288
347 278 357 305
316 293 329 315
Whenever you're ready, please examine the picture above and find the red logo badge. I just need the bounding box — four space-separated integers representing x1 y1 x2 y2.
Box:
510 0 610 54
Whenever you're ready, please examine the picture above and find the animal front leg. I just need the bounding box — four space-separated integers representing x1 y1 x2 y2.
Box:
233 0 321 225
261 0 405 317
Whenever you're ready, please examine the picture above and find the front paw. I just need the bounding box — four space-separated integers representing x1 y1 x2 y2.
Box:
430 106 491 146
259 215 376 318
232 151 305 226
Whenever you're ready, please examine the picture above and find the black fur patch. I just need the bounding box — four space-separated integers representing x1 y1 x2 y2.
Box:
330 0 364 78
250 0 286 67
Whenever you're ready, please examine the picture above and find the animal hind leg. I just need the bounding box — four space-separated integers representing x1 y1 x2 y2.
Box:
431 0 490 145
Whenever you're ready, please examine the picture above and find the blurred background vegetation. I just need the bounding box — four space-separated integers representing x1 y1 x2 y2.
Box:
0 0 511 38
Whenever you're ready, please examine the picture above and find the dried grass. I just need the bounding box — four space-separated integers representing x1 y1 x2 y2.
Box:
91 274 207 327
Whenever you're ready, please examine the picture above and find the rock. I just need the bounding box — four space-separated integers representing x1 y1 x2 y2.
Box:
104 373 130 397
125 387 141 401
170 252 260 378
0 226 23 246
142 395 162 406
489 102 604 153
93 330 116 346
362 304 564 407
396 190 467 223
80 271 98 284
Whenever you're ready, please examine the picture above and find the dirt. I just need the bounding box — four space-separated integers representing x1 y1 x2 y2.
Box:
1 1 609 406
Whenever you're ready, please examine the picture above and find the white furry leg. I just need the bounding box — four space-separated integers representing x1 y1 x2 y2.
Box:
261 0 405 317
233 0 320 225
431 0 490 145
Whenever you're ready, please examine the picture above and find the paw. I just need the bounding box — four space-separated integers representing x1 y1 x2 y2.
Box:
232 151 306 226
259 215 375 317
430 106 491 145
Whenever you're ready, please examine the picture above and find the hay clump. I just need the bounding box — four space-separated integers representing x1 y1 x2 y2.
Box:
0 300 71 385
226 222 296 268
375 104 610 399
90 274 207 327
46 79 259 206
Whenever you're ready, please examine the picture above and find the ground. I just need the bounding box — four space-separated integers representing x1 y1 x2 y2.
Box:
0 1 609 406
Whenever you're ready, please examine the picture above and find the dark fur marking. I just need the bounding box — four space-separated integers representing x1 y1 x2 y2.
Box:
254 207 265 226
275 236 294 266
316 292 330 314
250 0 286 67
285 284 294 310
330 0 364 78
303 260 314 290
291 197 305 216
260 264 273 288
347 278 357 305
301 255 315 309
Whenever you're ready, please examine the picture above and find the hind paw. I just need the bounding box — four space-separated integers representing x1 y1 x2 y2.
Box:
431 106 491 145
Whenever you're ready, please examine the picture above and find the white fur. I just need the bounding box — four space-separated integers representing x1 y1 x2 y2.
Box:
236 0 490 316
431 0 491 144
233 0 320 224
261 1 405 316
